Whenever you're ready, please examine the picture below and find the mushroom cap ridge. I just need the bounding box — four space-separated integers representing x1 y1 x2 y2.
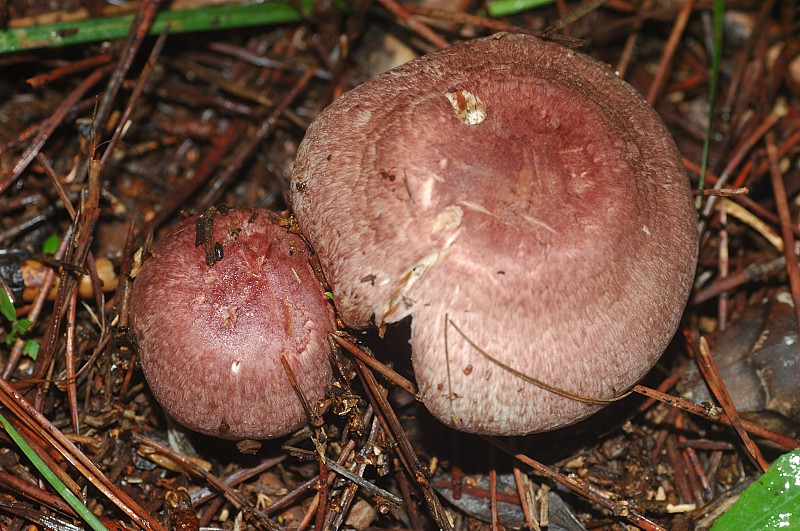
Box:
131 208 336 440
290 34 698 435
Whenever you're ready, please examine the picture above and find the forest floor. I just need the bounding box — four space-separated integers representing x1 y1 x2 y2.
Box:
1 0 799 530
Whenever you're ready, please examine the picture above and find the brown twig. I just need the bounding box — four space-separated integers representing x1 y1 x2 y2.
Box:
487 438 668 531
693 187 749 197
616 0 653 78
353 357 455 531
645 0 694 105
99 20 171 170
25 54 114 88
694 338 769 472
633 384 799 451
375 0 449 49
331 333 418 396
765 131 800 372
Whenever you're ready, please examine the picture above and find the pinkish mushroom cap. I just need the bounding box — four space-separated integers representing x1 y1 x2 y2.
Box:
290 34 698 435
131 208 336 440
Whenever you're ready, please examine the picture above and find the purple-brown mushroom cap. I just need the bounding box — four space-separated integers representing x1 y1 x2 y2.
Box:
131 208 336 440
290 34 698 435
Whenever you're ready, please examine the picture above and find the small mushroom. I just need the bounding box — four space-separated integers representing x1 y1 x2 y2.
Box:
290 34 698 435
130 208 336 440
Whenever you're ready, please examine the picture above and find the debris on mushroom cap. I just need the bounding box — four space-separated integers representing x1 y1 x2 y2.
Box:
290 33 698 435
130 208 336 440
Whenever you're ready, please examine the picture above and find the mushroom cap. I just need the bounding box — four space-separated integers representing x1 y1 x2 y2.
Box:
290 34 698 435
131 208 336 440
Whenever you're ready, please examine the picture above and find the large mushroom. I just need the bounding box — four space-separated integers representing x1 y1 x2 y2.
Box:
130 208 336 440
290 33 698 436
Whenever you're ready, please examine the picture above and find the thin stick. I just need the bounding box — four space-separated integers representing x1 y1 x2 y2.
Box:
646 0 694 105
616 0 653 78
99 19 171 169
322 459 403 507
448 319 630 405
65 288 80 434
330 334 417 396
695 338 769 471
766 131 800 373
544 0 610 37
693 187 749 197
376 0 449 49
717 200 729 330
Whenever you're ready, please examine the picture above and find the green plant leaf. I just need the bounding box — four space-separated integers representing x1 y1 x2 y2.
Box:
712 448 800 530
22 340 40 360
43 234 61 255
5 328 18 345
13 318 32 335
8 319 32 344
0 290 15 322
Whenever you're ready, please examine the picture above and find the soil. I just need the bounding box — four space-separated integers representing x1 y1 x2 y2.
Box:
1 1 799 530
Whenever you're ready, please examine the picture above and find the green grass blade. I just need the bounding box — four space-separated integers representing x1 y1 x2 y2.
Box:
0 1 316 54
696 0 725 207
0 290 15 322
0 411 110 531
487 0 555 18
